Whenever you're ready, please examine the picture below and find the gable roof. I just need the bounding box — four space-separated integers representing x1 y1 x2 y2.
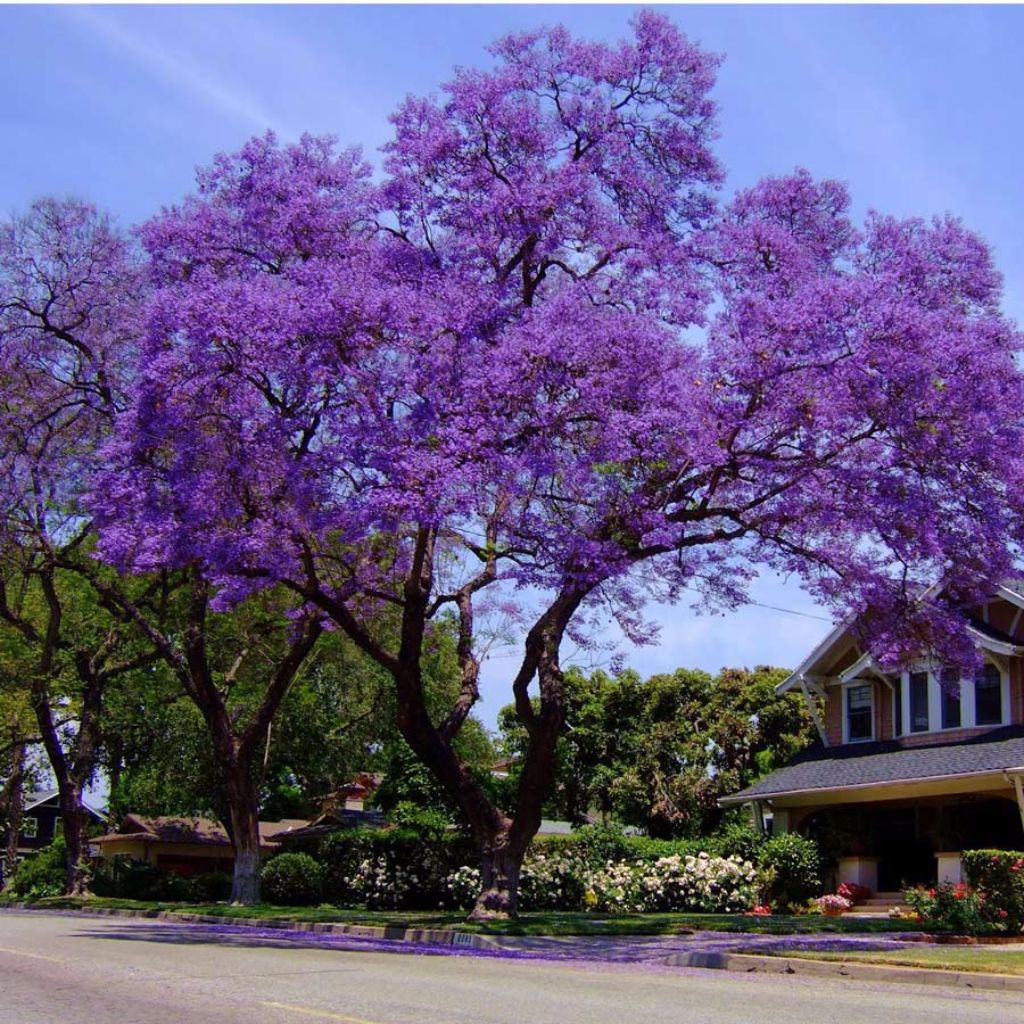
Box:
720 725 1024 805
777 577 1024 694
24 790 107 820
90 814 307 849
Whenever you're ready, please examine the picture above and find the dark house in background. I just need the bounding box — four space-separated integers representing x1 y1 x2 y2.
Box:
1 789 107 881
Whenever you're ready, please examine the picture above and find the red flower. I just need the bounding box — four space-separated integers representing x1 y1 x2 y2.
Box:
999 910 1009 919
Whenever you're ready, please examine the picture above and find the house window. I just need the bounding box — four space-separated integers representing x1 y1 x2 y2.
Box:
940 670 962 730
894 676 903 736
909 671 930 732
846 684 874 741
22 817 38 839
975 664 1003 725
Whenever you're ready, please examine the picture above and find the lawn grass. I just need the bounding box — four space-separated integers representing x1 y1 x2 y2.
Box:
779 946 1024 976
3 896 912 937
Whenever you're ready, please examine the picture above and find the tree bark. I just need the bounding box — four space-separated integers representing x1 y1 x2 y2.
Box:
2 740 25 884
58 784 90 896
224 763 262 905
471 830 526 919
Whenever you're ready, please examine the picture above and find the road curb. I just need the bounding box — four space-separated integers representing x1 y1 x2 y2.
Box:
0 903 500 950
666 950 1024 992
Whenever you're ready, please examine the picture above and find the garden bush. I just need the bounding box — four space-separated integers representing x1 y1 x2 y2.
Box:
91 856 189 901
261 853 324 906
318 829 475 909
759 832 821 912
442 851 758 914
962 849 1024 933
5 837 67 898
311 824 796 914
904 882 992 935
185 871 233 902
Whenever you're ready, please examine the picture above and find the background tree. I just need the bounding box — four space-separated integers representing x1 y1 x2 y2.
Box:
499 665 814 838
92 13 1024 918
0 199 163 893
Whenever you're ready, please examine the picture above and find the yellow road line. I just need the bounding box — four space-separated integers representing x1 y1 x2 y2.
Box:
0 944 64 963
261 1000 389 1024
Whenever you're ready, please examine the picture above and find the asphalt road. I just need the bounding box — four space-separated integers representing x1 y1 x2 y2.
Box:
0 911 1020 1024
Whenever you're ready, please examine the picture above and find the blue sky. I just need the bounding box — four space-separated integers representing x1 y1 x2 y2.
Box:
4 4 1022 723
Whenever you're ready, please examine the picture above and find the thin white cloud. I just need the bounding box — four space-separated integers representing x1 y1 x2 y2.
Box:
65 6 274 131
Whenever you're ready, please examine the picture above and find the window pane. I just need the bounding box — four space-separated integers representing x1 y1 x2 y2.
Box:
910 671 929 732
894 676 903 735
976 664 1003 725
940 670 961 729
22 816 38 839
847 684 873 740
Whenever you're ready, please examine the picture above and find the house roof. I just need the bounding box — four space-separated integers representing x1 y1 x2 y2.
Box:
273 808 386 842
777 578 1024 695
720 725 1024 805
91 814 307 848
24 790 107 819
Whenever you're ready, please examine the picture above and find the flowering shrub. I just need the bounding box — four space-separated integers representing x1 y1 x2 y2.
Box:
816 893 852 914
319 828 474 909
837 882 871 903
903 883 992 935
962 849 1024 933
633 854 759 913
519 851 589 910
441 851 759 914
747 905 772 916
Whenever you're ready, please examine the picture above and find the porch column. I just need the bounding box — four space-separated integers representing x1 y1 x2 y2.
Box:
837 856 879 893
935 851 963 885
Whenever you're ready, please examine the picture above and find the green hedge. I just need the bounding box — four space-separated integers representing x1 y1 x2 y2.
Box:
318 828 477 909
262 853 323 906
962 849 1024 933
311 823 812 912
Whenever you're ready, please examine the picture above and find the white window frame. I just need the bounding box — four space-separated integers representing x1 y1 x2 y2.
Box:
842 681 875 744
897 660 1009 736
21 816 38 839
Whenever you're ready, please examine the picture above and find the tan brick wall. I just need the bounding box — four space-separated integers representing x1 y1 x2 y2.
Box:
877 680 893 740
1011 657 1024 726
825 685 843 745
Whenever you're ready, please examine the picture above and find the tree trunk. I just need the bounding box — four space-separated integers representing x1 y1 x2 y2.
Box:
59 786 90 896
469 831 525 920
224 765 262 905
3 740 25 885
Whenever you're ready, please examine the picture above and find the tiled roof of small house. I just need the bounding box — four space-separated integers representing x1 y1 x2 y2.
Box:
91 815 306 847
721 725 1024 805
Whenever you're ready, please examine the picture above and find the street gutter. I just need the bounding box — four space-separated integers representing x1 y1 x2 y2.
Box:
669 950 1024 992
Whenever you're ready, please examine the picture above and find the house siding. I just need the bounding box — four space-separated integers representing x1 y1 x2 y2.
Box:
1011 657 1024 725
877 680 893 740
826 686 843 745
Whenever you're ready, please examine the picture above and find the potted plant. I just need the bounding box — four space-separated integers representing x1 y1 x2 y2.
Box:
816 893 853 917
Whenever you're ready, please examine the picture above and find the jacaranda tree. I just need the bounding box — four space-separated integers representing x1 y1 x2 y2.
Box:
91 12 1024 914
0 199 160 894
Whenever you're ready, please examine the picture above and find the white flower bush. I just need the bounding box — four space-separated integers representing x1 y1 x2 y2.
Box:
439 850 759 913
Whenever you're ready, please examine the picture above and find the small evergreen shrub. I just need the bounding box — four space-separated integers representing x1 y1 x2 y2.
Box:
760 833 821 912
91 856 189 901
261 852 324 906
185 871 233 902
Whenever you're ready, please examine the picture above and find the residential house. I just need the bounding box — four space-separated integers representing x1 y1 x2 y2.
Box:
1 790 106 881
89 814 307 876
721 582 1024 893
